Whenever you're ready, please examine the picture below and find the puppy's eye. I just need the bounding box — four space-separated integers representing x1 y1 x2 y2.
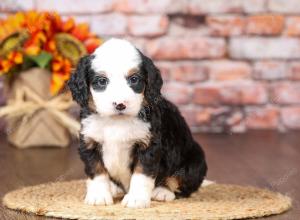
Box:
92 76 109 90
127 74 144 93
128 75 140 85
98 77 108 86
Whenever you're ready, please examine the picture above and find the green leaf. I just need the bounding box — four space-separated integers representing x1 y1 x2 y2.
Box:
26 51 52 69
22 55 35 70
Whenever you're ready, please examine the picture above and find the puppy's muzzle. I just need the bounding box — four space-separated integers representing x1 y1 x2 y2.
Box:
114 102 126 111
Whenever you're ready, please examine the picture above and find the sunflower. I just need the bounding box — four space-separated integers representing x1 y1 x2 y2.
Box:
0 11 102 95
0 51 23 75
0 12 28 57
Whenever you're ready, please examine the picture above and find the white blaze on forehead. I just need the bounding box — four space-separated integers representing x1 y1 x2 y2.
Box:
92 38 141 75
89 38 144 117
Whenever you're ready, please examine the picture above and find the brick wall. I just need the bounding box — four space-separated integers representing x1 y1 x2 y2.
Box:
1 0 300 133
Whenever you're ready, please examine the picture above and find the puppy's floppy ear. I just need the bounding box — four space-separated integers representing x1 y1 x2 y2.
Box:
68 55 94 107
140 52 163 104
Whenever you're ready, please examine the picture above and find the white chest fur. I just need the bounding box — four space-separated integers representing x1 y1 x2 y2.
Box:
81 114 151 190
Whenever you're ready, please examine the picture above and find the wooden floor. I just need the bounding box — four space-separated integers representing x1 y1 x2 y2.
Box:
0 131 299 220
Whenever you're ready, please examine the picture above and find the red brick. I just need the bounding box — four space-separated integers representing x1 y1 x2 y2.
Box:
114 0 186 14
195 108 213 125
171 64 208 82
91 13 127 36
188 0 243 14
246 15 284 35
168 22 210 37
229 38 300 59
194 81 268 105
181 107 235 131
128 15 169 37
268 0 300 14
242 0 267 13
167 13 211 36
245 107 279 129
194 107 245 133
193 84 221 106
285 17 300 36
227 111 246 133
155 62 172 82
145 37 226 60
156 62 208 83
180 107 197 127
36 0 113 13
226 111 244 126
206 16 245 36
162 82 191 105
253 61 287 80
270 82 300 104
206 60 251 81
195 107 231 124
281 107 300 129
221 82 268 105
288 62 300 80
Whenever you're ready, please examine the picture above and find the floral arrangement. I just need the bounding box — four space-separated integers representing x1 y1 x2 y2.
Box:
0 11 102 95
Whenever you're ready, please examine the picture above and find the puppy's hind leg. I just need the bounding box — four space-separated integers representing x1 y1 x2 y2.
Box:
151 186 175 201
174 145 207 198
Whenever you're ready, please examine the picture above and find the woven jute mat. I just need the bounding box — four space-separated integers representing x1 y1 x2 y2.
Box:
2 180 291 220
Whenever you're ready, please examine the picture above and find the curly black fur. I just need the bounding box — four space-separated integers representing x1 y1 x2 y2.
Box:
68 55 95 108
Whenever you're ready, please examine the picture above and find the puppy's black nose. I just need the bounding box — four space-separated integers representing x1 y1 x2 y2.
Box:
115 103 126 111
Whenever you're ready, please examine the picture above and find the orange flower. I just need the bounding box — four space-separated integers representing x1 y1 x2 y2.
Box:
0 12 25 42
7 51 23 64
71 23 90 41
50 73 67 95
0 51 23 74
85 37 102 53
52 56 72 75
50 56 72 95
0 59 13 74
48 12 63 33
24 45 41 56
44 39 56 53
24 11 40 34
0 11 103 96
62 17 75 32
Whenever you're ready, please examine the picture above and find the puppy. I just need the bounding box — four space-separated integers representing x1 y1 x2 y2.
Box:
68 38 207 208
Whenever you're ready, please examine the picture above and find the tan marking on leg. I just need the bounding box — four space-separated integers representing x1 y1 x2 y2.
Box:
83 139 107 175
95 162 107 174
165 176 180 193
134 162 143 173
84 138 95 149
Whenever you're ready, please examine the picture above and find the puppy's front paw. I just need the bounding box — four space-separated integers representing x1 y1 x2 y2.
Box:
84 190 113 205
121 193 151 208
152 187 175 201
110 181 124 197
84 175 113 206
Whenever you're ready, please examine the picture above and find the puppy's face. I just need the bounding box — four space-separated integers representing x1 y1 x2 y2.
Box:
90 40 144 117
68 38 163 119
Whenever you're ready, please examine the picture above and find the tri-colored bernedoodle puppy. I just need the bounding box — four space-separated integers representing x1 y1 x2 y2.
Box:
68 38 207 208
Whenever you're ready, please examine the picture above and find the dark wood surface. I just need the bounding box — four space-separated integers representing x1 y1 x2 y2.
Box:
0 131 299 219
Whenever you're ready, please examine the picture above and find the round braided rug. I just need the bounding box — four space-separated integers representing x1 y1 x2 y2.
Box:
2 180 291 220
